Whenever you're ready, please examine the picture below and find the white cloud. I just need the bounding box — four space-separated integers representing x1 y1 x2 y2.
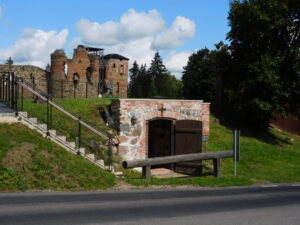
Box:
0 28 68 68
72 9 195 76
105 37 156 67
164 51 191 79
76 8 165 45
151 16 196 50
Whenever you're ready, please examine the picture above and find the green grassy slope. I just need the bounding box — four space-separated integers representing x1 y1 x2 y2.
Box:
19 98 114 161
0 123 115 191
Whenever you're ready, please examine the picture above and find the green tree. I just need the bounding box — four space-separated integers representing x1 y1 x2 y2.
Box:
148 52 168 97
226 0 300 130
5 57 13 66
182 43 230 109
128 53 183 99
128 61 140 97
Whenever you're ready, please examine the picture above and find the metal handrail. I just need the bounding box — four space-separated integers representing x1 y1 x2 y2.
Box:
22 79 109 139
17 79 110 140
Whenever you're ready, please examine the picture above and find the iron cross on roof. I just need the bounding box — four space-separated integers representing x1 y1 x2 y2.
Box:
158 104 166 116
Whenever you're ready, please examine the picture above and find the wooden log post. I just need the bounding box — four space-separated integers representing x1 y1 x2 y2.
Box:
213 158 221 177
142 165 151 179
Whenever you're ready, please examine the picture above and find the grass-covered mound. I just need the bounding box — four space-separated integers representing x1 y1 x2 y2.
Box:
19 97 114 161
0 123 115 191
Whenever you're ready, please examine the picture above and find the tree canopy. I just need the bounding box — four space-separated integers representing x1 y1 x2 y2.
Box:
182 0 300 130
5 57 13 66
128 53 182 99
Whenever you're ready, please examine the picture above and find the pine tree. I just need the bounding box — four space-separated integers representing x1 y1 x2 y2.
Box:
148 52 168 97
128 61 140 97
5 57 13 66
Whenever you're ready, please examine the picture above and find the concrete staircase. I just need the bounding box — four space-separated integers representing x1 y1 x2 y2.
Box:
16 111 113 172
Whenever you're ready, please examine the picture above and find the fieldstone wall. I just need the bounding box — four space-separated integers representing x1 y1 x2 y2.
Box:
110 99 210 161
0 65 48 97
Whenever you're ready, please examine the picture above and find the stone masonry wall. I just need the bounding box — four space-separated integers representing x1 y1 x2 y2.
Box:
0 65 48 98
110 99 210 161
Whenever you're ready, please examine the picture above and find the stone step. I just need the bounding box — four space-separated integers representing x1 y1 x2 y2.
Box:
106 166 113 172
68 142 76 148
86 154 95 160
57 136 66 142
38 124 47 130
18 111 28 118
0 103 15 117
114 171 123 177
78 148 85 155
28 118 37 124
48 129 56 136
96 159 105 167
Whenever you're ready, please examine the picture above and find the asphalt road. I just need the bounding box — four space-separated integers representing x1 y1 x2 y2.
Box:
1 185 300 225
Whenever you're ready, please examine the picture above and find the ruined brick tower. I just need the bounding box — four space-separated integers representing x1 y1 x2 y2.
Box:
50 45 129 98
104 54 129 98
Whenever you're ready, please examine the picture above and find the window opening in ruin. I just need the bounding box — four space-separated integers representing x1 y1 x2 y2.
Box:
86 66 94 84
73 73 80 88
117 82 120 94
64 62 68 78
113 63 116 68
120 64 124 75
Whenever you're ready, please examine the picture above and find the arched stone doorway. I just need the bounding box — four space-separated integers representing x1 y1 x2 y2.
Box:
147 118 203 173
148 118 174 169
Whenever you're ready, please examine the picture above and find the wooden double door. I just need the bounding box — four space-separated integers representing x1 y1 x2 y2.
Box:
148 119 203 174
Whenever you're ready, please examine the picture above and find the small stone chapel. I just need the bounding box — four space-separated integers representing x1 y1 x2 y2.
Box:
110 99 210 164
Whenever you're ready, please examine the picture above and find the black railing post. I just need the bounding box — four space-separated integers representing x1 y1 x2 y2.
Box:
61 80 64 98
14 76 19 114
108 137 113 172
10 72 14 109
73 83 75 98
5 75 9 102
46 96 50 135
86 82 88 98
32 77 35 99
21 78 24 111
49 98 52 130
78 116 81 149
0 75 2 100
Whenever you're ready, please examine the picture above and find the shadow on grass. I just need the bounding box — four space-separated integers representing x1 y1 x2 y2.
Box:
214 112 291 146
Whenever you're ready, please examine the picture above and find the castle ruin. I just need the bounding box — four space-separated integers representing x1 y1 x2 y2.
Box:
0 45 129 98
50 45 129 98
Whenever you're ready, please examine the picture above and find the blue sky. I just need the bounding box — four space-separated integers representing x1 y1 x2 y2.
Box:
0 0 230 78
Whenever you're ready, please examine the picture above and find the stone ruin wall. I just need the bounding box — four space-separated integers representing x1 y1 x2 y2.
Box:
50 46 99 98
51 45 129 98
110 99 210 161
0 64 48 98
